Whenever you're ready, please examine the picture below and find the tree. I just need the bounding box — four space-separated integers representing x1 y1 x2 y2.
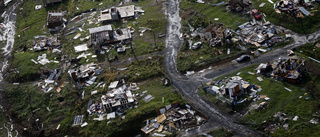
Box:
147 19 162 50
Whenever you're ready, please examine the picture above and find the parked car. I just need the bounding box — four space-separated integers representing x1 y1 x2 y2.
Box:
192 42 202 50
251 9 261 20
236 55 250 63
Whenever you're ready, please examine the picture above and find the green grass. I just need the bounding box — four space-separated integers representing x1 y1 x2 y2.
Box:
8 51 60 82
180 0 249 30
177 43 248 73
4 83 79 136
293 39 320 60
127 55 165 81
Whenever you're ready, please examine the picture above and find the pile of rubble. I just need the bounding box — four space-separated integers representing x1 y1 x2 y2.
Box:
68 63 103 87
275 0 315 17
32 36 61 51
101 81 137 112
184 23 233 50
236 18 281 47
202 24 232 47
141 104 206 135
86 80 139 121
206 76 252 104
37 68 63 93
256 56 306 84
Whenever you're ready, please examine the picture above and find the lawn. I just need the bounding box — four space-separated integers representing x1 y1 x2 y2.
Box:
177 42 248 73
293 39 320 60
180 0 249 30
4 82 79 136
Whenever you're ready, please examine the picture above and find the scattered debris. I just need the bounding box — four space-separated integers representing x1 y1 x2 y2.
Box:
35 5 42 10
141 103 206 135
72 115 84 126
310 118 319 124
32 36 61 51
284 87 292 92
293 115 299 121
270 56 305 84
142 94 154 102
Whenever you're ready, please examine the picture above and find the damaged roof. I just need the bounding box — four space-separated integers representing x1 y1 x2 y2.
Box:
89 25 113 34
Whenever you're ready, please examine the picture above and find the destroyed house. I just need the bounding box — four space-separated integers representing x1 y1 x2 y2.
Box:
271 56 305 83
89 25 131 47
141 104 205 134
256 63 272 74
99 5 135 22
202 24 231 46
101 88 135 112
68 63 103 87
47 10 63 29
33 36 60 51
203 24 224 40
43 0 62 7
225 80 243 99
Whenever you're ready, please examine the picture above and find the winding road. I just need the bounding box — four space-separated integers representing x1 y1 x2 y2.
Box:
163 0 320 136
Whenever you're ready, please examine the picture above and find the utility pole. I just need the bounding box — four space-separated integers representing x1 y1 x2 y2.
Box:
130 42 138 62
126 22 138 62
153 31 157 49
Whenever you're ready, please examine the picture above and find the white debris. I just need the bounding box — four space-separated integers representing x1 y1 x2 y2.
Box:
109 81 119 89
196 0 205 3
46 107 51 112
264 97 270 101
52 49 61 53
259 2 266 7
35 5 42 10
310 118 319 124
74 33 81 39
77 52 92 59
37 53 50 65
81 122 88 127
293 116 299 121
152 133 166 137
257 77 263 81
107 112 116 119
142 94 154 102
91 90 98 95
74 44 89 53
31 59 38 64
56 124 60 130
284 87 292 92
185 71 195 76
